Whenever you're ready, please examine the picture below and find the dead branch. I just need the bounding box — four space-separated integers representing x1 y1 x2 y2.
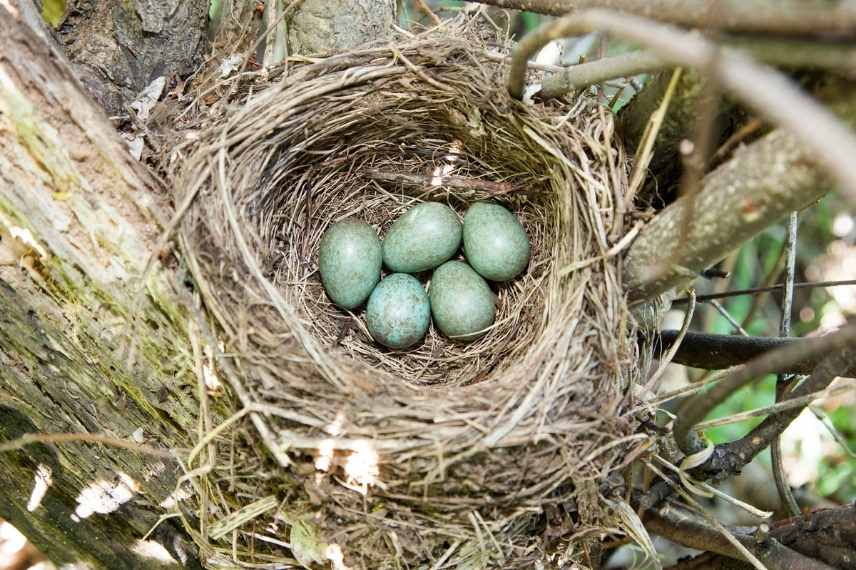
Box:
469 0 856 35
673 322 856 455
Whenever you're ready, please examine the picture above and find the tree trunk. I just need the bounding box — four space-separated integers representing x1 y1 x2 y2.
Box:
0 3 206 567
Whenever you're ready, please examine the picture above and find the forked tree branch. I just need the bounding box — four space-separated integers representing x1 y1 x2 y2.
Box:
469 0 856 35
541 40 856 100
660 505 856 570
673 322 856 455
508 10 856 302
699 345 856 476
648 502 856 570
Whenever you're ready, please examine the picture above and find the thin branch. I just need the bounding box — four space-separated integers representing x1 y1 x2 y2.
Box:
673 322 856 454
709 300 749 336
698 345 856 478
772 212 801 517
540 50 665 97
672 279 856 305
469 0 856 36
540 40 856 99
646 501 842 570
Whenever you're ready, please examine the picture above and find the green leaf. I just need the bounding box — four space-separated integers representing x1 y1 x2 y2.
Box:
41 0 67 29
290 520 327 568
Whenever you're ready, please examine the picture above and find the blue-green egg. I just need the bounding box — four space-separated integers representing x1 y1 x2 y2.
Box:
463 202 530 282
429 261 496 342
366 274 431 349
318 219 382 309
383 202 462 273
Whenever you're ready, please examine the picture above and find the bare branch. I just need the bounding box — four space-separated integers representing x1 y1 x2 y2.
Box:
541 40 856 100
468 0 856 35
646 501 846 570
540 50 666 97
624 129 828 302
673 322 856 455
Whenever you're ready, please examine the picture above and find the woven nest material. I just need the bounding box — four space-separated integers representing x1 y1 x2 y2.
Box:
176 25 643 569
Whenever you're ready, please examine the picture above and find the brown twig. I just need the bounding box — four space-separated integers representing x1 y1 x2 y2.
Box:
673 322 856 455
367 170 520 195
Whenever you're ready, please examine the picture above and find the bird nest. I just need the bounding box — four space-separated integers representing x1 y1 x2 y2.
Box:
176 27 643 569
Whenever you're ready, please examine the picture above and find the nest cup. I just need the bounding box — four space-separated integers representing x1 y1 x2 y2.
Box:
178 28 641 568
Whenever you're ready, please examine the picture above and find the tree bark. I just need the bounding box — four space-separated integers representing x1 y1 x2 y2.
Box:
625 77 856 302
0 4 206 567
623 128 828 302
288 0 395 54
56 0 210 115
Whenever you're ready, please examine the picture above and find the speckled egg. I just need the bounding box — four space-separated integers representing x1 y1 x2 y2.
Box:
463 202 530 282
383 202 462 273
366 274 431 349
429 261 496 342
318 219 382 310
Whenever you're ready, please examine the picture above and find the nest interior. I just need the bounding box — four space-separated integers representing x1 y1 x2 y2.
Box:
177 26 643 568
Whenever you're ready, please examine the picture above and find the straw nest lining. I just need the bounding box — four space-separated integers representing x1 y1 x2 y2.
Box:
178 27 641 568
